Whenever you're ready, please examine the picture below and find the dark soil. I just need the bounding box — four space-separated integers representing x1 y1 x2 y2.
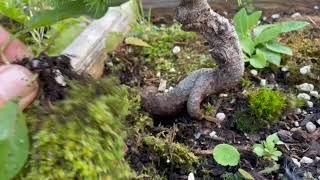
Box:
16 54 82 104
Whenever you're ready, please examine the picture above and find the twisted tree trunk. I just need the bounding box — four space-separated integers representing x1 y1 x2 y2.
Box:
141 0 244 122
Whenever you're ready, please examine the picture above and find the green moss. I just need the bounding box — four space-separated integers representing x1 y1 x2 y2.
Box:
235 88 286 133
21 78 134 179
143 136 199 167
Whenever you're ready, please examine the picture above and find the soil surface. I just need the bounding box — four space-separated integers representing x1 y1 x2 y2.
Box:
107 13 320 179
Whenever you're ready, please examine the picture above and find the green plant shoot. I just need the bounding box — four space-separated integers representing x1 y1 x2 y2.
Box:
253 133 283 161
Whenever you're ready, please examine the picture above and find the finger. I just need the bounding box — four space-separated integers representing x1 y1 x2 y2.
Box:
0 26 33 63
0 65 39 110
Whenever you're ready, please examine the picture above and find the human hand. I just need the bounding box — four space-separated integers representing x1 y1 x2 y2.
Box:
0 26 39 110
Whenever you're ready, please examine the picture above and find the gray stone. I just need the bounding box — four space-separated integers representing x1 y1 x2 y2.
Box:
300 156 314 164
306 122 317 133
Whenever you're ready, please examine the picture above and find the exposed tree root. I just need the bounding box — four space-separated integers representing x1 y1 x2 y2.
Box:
141 0 244 124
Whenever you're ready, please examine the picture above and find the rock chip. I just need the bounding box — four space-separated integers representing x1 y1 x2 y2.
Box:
216 113 226 121
250 69 258 76
291 12 301 18
296 83 314 92
300 65 312 75
307 101 314 108
188 172 195 180
260 79 267 87
271 14 280 19
306 122 317 133
292 158 301 167
172 46 181 54
310 91 319 98
300 156 314 164
297 93 311 101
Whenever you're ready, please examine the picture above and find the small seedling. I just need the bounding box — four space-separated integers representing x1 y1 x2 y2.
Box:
253 133 283 161
213 144 240 166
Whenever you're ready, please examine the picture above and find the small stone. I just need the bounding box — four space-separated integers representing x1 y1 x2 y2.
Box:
307 101 314 108
166 159 170 163
168 86 174 91
216 113 226 121
294 121 300 127
156 72 161 77
281 66 289 72
291 12 301 18
310 91 319 98
262 16 267 21
317 119 320 126
260 79 267 86
158 79 167 92
194 132 201 140
314 5 319 10
296 83 314 92
306 122 317 133
300 65 312 75
300 156 314 164
250 69 258 76
292 158 301 167
209 131 218 138
302 110 308 115
172 46 181 54
271 14 280 19
316 157 320 161
223 11 228 16
295 108 302 115
54 70 66 86
188 172 195 180
219 93 228 97
169 68 176 72
297 93 311 101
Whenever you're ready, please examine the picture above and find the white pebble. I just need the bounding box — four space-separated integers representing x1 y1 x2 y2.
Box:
292 158 301 167
307 101 314 108
317 119 320 126
194 132 201 140
172 46 181 54
295 108 302 115
209 131 218 138
306 122 317 133
294 121 300 127
296 83 314 92
291 12 301 18
54 70 66 86
260 79 267 87
302 110 308 115
156 72 161 77
169 68 176 72
168 86 174 91
216 113 226 121
219 93 228 97
314 5 319 10
300 65 312 75
188 172 195 180
262 16 267 21
297 93 311 101
300 156 314 164
158 79 167 92
250 69 258 76
271 14 280 19
310 91 319 98
281 66 289 72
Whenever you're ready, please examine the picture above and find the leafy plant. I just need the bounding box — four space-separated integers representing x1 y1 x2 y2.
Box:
0 101 29 179
213 144 240 166
233 8 309 68
253 133 283 161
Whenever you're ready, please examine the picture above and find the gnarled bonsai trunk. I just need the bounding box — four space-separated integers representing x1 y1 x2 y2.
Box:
141 0 244 122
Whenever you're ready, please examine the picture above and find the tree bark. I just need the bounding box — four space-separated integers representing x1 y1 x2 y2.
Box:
141 0 244 122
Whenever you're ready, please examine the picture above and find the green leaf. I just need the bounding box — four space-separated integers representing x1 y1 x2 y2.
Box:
253 24 273 37
279 21 309 33
253 144 264 157
266 133 281 144
26 1 89 29
125 37 151 47
249 49 267 68
0 102 29 180
248 11 262 30
213 144 240 166
254 25 281 44
259 48 281 66
265 41 293 56
238 169 254 180
0 1 28 24
233 8 248 35
239 35 255 56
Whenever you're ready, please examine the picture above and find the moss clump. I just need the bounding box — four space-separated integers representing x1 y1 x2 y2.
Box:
22 78 134 179
235 88 286 133
143 136 199 167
